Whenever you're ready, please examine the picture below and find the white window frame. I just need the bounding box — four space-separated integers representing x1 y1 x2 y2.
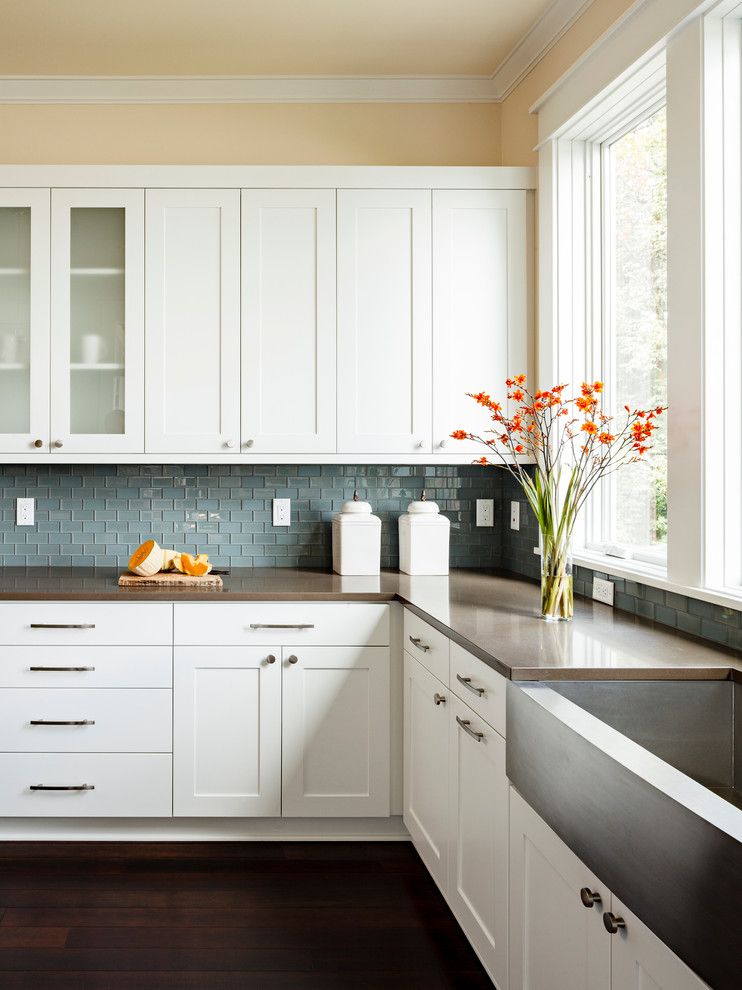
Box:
534 0 742 608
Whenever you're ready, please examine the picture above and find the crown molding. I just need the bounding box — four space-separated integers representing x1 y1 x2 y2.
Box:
489 0 596 99
0 1 598 106
0 74 500 104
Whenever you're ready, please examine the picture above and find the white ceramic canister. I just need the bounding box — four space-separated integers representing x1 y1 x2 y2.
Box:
332 490 382 575
398 490 450 575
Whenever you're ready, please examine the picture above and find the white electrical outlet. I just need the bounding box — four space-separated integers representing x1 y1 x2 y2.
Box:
476 499 494 527
16 497 34 526
510 501 520 531
272 498 291 527
592 577 615 606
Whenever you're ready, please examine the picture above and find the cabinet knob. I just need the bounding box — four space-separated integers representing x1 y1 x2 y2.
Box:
434 693 446 706
265 654 276 665
287 654 299 665
32 439 43 449
603 912 626 934
53 440 63 449
416 440 424 449
439 439 448 448
224 440 235 449
244 439 254 448
580 888 602 908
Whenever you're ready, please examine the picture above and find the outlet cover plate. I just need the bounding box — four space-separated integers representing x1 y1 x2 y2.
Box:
272 498 291 527
510 501 520 531
592 577 614 606
16 497 34 526
476 499 494 527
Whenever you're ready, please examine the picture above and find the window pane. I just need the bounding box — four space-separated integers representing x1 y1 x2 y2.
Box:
608 106 667 554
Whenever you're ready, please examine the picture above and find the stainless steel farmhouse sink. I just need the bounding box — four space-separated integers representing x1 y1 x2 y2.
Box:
507 678 742 990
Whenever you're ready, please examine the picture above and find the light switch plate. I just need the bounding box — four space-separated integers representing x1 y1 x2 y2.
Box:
592 577 614 606
510 501 520 531
272 498 291 527
476 499 494 527
16 497 34 526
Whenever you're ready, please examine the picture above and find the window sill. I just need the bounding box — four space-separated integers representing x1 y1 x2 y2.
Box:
570 549 742 613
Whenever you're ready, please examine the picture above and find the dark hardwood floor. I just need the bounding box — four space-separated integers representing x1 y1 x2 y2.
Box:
0 841 492 988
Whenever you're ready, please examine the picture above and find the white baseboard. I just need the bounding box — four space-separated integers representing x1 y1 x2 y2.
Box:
0 815 410 842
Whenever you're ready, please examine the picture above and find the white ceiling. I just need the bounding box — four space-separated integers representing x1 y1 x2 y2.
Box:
0 0 556 77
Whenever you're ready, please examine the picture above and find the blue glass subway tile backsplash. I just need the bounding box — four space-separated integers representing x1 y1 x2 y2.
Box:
0 463 501 570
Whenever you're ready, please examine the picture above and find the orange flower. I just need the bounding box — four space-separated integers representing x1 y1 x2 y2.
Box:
514 444 524 453
593 381 604 393
580 382 594 396
474 456 488 465
450 429 468 440
575 395 596 412
597 432 614 445
515 374 526 385
511 389 524 402
581 421 598 435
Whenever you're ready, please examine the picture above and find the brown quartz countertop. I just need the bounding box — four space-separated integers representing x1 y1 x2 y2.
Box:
0 566 739 682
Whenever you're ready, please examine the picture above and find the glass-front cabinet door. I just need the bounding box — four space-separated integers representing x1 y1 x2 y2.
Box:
50 189 144 453
0 190 50 453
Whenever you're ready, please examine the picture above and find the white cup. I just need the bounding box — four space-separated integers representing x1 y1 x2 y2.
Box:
0 332 18 365
81 333 104 365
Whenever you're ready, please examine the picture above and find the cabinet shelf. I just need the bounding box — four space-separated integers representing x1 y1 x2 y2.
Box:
70 363 124 371
0 267 29 275
70 267 124 276
0 363 28 371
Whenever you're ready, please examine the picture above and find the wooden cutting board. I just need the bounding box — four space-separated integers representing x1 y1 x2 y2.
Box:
118 571 224 588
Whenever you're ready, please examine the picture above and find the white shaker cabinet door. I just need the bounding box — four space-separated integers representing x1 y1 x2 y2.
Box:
337 189 432 454
51 188 144 454
0 189 50 454
509 788 611 990
241 189 336 454
282 646 390 817
610 897 709 990
433 189 530 455
145 189 240 454
403 652 449 892
448 695 509 990
173 647 281 817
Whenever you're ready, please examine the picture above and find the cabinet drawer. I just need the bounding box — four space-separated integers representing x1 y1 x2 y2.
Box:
450 642 506 738
0 689 172 753
0 603 172 646
403 610 449 683
174 603 389 646
0 754 172 817
0 646 172 688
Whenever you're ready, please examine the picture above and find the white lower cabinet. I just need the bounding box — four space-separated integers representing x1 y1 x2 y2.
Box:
282 646 391 817
610 897 709 990
403 651 449 889
173 647 282 817
448 694 508 990
403 646 508 989
509 789 708 990
509 787 611 990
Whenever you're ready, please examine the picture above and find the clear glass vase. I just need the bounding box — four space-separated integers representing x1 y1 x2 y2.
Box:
540 531 574 621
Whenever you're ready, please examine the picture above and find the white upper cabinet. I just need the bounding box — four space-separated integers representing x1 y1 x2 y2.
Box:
433 189 530 454
337 189 432 455
145 189 240 454
50 189 144 454
0 190 49 454
241 189 336 454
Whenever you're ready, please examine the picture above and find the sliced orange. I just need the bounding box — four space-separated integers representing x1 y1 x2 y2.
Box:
128 539 163 577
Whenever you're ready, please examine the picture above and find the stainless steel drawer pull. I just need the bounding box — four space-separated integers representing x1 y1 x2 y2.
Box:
249 623 315 630
30 719 95 726
433 693 446 706
603 912 626 934
30 623 95 630
30 666 96 672
456 674 485 697
456 716 484 742
30 784 94 792
408 636 431 652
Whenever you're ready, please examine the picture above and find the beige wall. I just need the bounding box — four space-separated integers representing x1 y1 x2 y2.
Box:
500 0 637 165
0 102 501 165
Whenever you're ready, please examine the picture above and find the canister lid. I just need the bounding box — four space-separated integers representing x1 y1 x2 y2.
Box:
339 489 373 514
406 489 440 514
